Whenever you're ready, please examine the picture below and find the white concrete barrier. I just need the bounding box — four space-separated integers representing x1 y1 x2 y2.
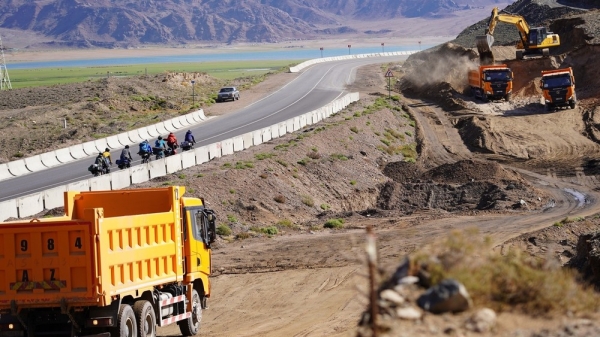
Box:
192 111 203 123
252 130 262 146
117 132 133 146
286 119 294 133
270 125 280 139
293 117 301 132
8 159 32 176
185 114 197 125
17 193 44 218
262 127 272 142
208 142 222 160
163 120 178 132
242 132 253 150
0 163 15 181
43 186 67 209
196 110 207 121
130 165 149 184
300 115 307 128
110 170 131 190
171 117 183 129
40 152 61 168
24 155 46 173
278 122 287 136
181 151 196 169
149 158 167 179
166 154 183 174
69 144 87 159
178 115 191 127
90 174 112 191
56 148 75 163
82 141 99 156
233 136 244 152
106 135 121 149
0 199 18 221
156 122 169 135
146 125 161 137
68 180 90 192
137 127 153 142
95 138 109 153
195 146 209 165
128 130 142 143
222 139 234 156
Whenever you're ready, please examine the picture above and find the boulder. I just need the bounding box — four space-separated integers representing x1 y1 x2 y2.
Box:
465 308 496 333
417 279 472 314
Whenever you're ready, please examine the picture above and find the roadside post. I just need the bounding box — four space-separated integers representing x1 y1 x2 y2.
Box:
348 44 351 55
191 80 196 105
384 69 394 99
381 42 385 53
320 47 323 58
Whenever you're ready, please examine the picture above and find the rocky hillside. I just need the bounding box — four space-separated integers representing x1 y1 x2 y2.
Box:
0 0 501 48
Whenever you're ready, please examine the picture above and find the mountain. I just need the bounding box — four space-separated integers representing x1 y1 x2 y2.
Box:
0 0 503 48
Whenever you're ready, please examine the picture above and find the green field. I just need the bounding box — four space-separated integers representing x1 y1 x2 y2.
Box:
7 60 305 88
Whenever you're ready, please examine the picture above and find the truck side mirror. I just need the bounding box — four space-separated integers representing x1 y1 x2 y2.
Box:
208 213 217 244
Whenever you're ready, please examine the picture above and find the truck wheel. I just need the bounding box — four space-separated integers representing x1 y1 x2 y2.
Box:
569 101 576 109
505 93 511 102
179 289 202 336
112 304 137 337
134 301 156 337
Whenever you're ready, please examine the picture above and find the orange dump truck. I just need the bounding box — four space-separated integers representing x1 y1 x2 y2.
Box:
540 67 576 110
0 186 216 337
468 64 513 101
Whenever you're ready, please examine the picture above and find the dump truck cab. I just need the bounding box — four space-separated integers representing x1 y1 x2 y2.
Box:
540 67 576 111
468 65 514 102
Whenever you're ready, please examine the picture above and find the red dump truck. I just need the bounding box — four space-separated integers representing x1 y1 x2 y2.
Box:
0 186 216 337
468 64 514 101
540 67 576 111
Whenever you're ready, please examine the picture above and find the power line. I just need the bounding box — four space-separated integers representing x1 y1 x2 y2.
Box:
0 34 12 90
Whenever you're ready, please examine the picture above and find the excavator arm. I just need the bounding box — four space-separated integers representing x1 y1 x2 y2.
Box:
476 6 559 63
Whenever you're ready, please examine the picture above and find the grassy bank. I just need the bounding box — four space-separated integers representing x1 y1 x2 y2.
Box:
7 59 304 88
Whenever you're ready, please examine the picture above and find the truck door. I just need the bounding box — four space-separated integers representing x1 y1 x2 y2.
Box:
184 207 214 275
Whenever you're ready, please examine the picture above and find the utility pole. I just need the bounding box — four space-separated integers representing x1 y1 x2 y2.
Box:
0 34 12 90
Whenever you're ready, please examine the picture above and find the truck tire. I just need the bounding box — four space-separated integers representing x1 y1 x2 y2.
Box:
505 93 511 101
569 100 576 109
112 304 138 337
133 300 156 337
178 289 201 336
516 50 524 60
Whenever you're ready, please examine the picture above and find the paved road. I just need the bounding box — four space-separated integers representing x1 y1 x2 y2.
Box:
0 55 410 202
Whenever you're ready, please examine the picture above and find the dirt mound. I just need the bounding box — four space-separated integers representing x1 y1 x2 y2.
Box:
380 159 545 213
421 159 523 184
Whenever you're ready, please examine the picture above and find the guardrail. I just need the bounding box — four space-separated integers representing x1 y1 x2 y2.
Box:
0 93 359 221
289 50 419 73
0 109 207 182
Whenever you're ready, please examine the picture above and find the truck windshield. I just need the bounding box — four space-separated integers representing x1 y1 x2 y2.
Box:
484 70 511 81
542 75 571 88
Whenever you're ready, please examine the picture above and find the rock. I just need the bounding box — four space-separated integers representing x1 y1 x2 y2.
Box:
465 308 496 333
396 306 422 320
380 289 405 305
399 276 419 284
417 279 472 314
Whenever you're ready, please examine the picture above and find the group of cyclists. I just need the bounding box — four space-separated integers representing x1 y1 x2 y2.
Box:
90 130 197 175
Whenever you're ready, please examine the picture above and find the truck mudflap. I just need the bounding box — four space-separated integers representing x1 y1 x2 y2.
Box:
0 220 97 310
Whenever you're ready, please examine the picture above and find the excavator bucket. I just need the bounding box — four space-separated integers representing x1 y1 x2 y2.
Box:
476 34 495 65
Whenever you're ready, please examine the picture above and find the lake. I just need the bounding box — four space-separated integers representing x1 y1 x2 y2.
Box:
8 44 430 70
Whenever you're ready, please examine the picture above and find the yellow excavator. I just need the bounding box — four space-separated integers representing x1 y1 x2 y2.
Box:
476 7 560 64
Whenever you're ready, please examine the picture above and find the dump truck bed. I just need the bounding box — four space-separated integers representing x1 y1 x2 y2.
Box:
0 187 186 310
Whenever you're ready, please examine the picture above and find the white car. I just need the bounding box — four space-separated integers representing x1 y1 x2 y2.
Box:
216 86 240 102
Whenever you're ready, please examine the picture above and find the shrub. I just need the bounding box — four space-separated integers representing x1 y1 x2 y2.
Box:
276 219 294 227
255 152 274 160
350 126 359 133
227 214 238 223
276 159 288 167
261 226 279 235
274 195 286 203
236 232 251 240
307 151 321 159
320 204 330 211
297 158 310 166
324 219 344 229
301 195 315 207
216 225 232 236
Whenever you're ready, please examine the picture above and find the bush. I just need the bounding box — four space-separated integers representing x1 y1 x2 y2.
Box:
216 225 232 236
301 195 314 207
274 195 286 203
324 219 344 229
